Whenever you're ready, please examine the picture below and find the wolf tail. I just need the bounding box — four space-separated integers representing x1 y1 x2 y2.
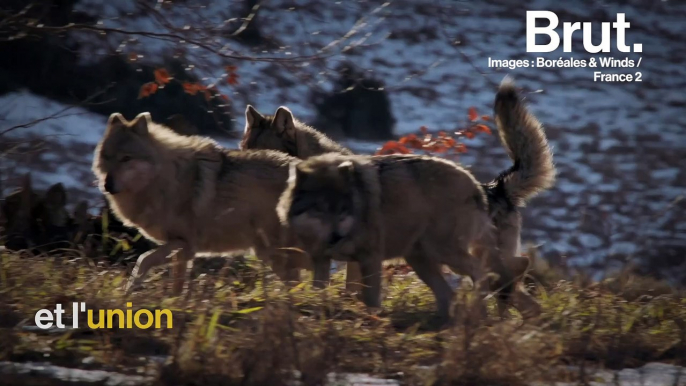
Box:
491 77 555 207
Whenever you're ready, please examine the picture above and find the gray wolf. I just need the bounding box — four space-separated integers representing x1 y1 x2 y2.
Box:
92 112 306 294
240 105 364 292
276 79 555 319
279 152 491 320
240 105 352 159
480 78 555 311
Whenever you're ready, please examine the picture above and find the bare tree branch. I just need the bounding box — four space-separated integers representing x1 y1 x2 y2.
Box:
0 86 112 137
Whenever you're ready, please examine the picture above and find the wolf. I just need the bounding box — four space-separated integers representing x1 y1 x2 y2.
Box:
92 112 307 294
0 174 154 261
277 78 555 319
480 78 555 311
240 105 366 292
1 174 72 252
240 105 352 159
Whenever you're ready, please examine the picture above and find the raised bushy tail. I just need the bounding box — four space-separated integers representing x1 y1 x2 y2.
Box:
493 78 555 206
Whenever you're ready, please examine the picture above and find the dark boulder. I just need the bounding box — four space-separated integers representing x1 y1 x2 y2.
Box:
311 63 395 140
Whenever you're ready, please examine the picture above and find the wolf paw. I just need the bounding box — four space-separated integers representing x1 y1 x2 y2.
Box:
123 278 144 294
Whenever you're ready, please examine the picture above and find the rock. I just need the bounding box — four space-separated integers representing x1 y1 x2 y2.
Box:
311 63 395 140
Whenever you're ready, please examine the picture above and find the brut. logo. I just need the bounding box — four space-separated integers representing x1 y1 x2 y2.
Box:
526 11 642 53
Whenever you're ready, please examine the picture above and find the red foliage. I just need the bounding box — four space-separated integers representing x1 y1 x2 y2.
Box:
138 82 158 99
375 107 493 159
154 68 172 85
468 106 479 122
138 67 239 102
377 141 411 155
227 73 240 85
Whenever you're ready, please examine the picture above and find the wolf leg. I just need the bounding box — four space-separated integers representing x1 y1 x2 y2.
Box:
441 249 489 320
345 262 363 295
125 240 186 293
255 248 302 286
405 247 454 321
357 253 383 309
312 256 331 289
171 244 195 296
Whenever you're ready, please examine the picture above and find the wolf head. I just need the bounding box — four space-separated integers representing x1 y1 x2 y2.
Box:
280 156 358 253
240 105 300 156
92 112 158 195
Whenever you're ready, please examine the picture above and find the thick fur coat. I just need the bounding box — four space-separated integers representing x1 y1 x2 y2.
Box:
276 79 556 319
92 113 306 293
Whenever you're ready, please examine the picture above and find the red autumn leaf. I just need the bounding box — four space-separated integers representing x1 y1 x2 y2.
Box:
442 137 457 147
399 134 422 148
138 82 158 99
227 73 240 85
154 68 172 85
410 138 424 149
220 94 230 102
475 124 492 135
203 89 212 102
454 143 467 153
468 107 478 122
138 86 148 99
433 144 448 153
376 141 399 155
225 65 237 73
128 53 138 62
464 131 475 139
396 144 411 154
420 126 429 134
377 141 413 155
481 115 491 121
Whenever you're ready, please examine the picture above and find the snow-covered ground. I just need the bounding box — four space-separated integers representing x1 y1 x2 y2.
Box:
1 0 684 273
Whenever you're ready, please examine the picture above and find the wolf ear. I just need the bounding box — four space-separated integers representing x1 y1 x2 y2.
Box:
45 183 67 208
107 113 127 128
245 105 265 129
130 112 151 135
337 160 355 182
273 106 295 137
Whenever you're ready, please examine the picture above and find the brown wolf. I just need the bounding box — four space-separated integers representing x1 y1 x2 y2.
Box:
480 78 555 311
240 105 352 158
92 112 306 294
277 79 555 319
240 105 364 292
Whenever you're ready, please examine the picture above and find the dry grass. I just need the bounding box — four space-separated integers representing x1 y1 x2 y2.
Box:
0 249 684 386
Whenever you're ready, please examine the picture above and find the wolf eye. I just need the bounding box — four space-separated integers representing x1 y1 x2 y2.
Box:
120 155 132 163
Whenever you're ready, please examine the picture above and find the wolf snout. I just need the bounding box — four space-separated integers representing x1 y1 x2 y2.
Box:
104 173 119 194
